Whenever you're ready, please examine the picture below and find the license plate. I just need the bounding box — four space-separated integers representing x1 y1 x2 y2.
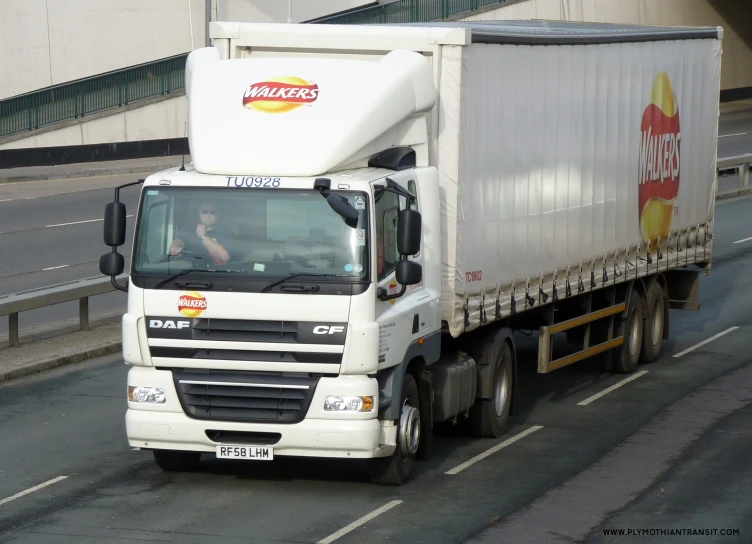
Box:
216 445 273 461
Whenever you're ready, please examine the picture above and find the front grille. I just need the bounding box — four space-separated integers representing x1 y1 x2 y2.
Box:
193 319 298 343
172 370 318 424
151 347 341 364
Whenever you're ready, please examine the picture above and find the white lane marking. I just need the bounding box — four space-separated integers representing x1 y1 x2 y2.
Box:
317 500 402 544
718 132 747 138
445 426 544 475
0 199 12 202
673 326 740 358
42 264 69 271
45 214 133 228
0 476 68 507
733 236 752 244
46 218 102 227
577 371 649 406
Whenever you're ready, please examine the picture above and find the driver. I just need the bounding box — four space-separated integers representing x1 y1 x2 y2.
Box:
169 200 234 264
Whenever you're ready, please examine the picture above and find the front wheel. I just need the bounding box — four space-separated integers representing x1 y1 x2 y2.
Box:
468 339 513 438
368 374 420 486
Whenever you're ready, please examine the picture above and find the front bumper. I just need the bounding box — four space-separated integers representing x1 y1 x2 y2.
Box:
127 410 381 458
126 366 382 459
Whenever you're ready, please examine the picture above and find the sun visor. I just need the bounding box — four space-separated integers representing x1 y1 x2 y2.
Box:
187 50 436 176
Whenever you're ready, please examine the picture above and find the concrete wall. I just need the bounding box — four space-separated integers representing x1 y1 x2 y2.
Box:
217 0 377 24
0 95 187 150
0 0 376 101
0 0 205 100
458 0 752 93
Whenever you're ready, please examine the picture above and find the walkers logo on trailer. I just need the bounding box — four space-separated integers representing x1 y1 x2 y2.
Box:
178 291 207 318
638 72 681 246
242 76 319 114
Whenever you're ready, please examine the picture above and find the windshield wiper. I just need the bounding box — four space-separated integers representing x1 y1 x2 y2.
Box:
260 272 347 293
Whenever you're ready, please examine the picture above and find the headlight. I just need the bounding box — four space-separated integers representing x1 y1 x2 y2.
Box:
324 395 374 412
128 386 166 404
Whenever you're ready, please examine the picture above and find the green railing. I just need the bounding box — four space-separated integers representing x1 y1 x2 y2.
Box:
0 1 505 138
312 0 510 25
0 54 187 138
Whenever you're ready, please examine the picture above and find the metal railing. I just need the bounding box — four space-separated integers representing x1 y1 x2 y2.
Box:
0 275 128 347
312 0 511 25
0 54 187 138
717 154 751 189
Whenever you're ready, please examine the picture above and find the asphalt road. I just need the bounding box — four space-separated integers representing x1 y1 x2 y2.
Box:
0 173 142 339
0 193 751 543
718 110 752 158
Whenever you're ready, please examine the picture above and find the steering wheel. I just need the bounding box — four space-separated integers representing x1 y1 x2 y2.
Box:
154 250 203 265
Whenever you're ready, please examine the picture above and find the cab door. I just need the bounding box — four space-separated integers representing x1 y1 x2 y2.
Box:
373 172 430 371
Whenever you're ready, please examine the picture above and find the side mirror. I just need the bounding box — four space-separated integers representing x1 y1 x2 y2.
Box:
397 209 421 255
326 193 359 222
396 260 422 286
103 201 127 247
100 251 125 277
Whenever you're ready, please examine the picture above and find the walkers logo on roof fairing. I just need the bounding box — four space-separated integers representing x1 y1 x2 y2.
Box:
242 76 319 114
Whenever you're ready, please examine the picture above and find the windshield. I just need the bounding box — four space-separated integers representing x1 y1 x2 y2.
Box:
132 187 369 290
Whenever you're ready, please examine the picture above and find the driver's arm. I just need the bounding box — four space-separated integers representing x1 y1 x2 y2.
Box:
202 236 231 264
169 238 184 255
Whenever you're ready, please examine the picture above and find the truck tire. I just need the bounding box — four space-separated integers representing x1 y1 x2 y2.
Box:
469 340 513 438
605 293 643 374
641 283 666 364
153 450 202 472
368 373 420 486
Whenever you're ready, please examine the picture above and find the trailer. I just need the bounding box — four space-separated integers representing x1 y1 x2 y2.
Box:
100 20 722 485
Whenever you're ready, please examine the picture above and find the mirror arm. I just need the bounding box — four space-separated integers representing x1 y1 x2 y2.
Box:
111 273 128 293
114 178 145 202
113 178 145 203
384 178 416 203
378 284 406 302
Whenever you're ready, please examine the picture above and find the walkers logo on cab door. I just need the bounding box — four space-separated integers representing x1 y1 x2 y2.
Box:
178 291 207 318
638 72 680 247
242 76 319 114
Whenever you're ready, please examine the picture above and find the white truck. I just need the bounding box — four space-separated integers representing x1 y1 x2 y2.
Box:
100 20 722 485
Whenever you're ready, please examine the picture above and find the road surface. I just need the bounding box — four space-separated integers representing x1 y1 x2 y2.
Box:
1 193 750 543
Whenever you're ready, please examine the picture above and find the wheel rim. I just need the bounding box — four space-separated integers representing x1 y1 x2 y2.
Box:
399 401 420 459
651 296 664 346
629 306 642 357
493 357 510 417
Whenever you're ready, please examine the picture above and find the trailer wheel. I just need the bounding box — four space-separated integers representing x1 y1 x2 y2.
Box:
641 283 666 364
152 450 201 472
368 373 420 486
606 292 643 374
469 340 513 438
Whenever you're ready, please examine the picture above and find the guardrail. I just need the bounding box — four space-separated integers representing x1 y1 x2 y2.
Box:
0 54 187 138
0 274 128 347
717 153 751 189
312 0 511 25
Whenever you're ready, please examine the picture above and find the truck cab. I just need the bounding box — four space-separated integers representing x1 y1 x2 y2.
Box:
101 153 447 484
